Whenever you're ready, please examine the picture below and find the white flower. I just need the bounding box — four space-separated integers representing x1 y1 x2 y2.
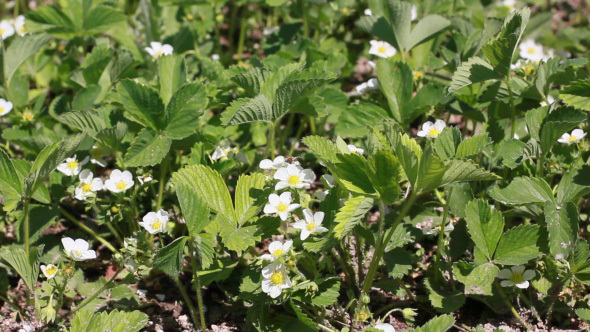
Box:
417 119 446 138
347 144 364 155
542 48 555 62
89 145 108 167
375 323 396 332
364 8 373 15
139 209 169 234
260 156 288 170
263 192 301 221
137 174 153 185
211 54 220 61
0 98 13 116
263 26 279 36
145 42 173 59
14 15 25 36
355 78 379 94
74 169 103 201
56 155 89 176
211 142 239 161
40 264 58 279
411 5 418 21
104 169 134 193
557 129 586 144
315 190 330 201
322 174 336 188
293 209 328 240
124 237 137 248
498 0 516 8
540 95 555 107
274 164 315 191
61 237 97 261
369 40 397 59
0 20 15 39
498 265 535 289
261 262 292 298
519 39 544 62
261 240 293 261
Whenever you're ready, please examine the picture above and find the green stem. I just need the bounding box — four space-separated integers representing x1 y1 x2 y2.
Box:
435 187 453 264
175 276 201 329
288 118 306 156
155 159 168 211
59 207 117 253
236 12 247 63
266 121 277 159
278 113 295 156
189 241 207 331
506 76 517 139
23 198 30 257
494 280 530 330
358 192 418 307
518 289 542 323
0 294 24 316
300 0 309 38
537 153 544 178
62 269 121 319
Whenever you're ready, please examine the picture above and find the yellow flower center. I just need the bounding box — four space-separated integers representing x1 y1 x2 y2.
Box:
527 47 536 54
152 221 162 230
277 203 288 213
67 161 79 170
116 181 127 190
270 270 284 285
413 71 424 80
19 27 25 33
306 222 316 231
524 65 534 75
74 250 82 257
273 249 284 257
82 183 91 192
156 51 163 57
0 29 5 35
378 46 386 54
22 111 34 121
568 135 577 142
509 272 524 284
287 175 300 186
428 128 440 137
186 13 194 20
46 265 57 275
0 107 4 114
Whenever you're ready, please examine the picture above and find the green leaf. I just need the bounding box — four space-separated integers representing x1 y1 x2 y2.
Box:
95 122 128 150
272 70 336 119
23 133 86 198
235 173 267 226
557 167 590 204
539 106 586 153
192 234 215 269
301 135 340 166
163 82 208 139
545 201 579 260
481 8 530 76
384 247 415 279
453 262 499 295
176 184 210 235
494 225 542 265
455 134 490 158
560 79 590 111
376 59 412 123
411 314 455 332
335 103 390 138
70 309 148 332
230 67 271 96
415 145 447 192
571 239 590 284
424 274 465 313
406 15 451 51
464 199 504 260
366 150 401 204
441 159 500 185
0 245 43 292
26 5 74 31
153 236 188 277
0 148 21 194
524 107 548 141
158 55 187 105
356 15 397 50
575 308 590 323
394 134 422 187
82 6 126 33
259 62 304 101
310 278 341 307
57 109 107 137
171 165 236 225
334 196 374 239
489 176 554 206
434 126 460 160
223 94 273 126
496 139 527 169
124 128 172 167
4 33 52 84
118 79 166 129
334 153 375 195
448 57 503 93
219 223 258 254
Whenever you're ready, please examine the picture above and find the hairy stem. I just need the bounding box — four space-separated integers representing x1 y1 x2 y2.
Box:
23 198 30 257
63 269 121 319
506 75 517 140
155 159 168 211
435 187 453 264
189 241 207 331
494 280 530 330
175 276 201 329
